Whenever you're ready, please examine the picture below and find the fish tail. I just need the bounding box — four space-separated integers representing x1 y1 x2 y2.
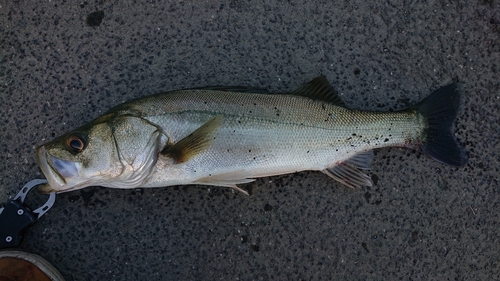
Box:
413 83 467 166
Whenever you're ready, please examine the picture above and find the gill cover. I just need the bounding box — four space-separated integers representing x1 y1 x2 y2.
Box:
107 115 165 188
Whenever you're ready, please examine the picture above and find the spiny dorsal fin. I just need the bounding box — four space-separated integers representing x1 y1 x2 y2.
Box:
161 116 223 163
322 151 373 189
288 76 346 107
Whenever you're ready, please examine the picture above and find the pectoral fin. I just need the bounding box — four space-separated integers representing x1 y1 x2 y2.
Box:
322 151 373 189
161 116 223 163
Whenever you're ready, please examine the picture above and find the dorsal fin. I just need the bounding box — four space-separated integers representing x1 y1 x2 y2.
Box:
288 76 346 107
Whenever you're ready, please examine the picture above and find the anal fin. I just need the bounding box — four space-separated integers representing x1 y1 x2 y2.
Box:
322 151 373 189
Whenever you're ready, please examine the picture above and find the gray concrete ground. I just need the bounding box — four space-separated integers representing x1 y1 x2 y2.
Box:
1 0 499 280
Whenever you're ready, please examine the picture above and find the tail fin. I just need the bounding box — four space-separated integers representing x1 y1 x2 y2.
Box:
413 83 467 167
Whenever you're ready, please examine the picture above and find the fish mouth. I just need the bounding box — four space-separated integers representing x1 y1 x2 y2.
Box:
36 146 79 193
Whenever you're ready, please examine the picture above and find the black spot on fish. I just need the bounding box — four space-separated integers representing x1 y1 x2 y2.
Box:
86 11 104 27
371 174 379 185
354 68 361 75
384 138 389 142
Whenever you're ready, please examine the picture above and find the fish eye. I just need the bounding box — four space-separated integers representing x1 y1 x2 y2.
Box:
66 134 86 153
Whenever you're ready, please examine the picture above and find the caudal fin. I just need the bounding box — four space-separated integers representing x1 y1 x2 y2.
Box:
413 83 467 167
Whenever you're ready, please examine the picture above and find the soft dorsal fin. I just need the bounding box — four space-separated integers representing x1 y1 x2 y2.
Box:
161 116 223 163
192 86 269 94
288 76 346 107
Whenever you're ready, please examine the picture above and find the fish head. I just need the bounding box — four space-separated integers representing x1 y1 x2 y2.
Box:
36 113 121 193
37 113 163 193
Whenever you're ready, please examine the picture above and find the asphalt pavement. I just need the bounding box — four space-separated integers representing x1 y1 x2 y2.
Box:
1 0 499 280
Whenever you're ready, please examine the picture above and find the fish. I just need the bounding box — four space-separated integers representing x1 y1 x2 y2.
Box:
36 77 467 194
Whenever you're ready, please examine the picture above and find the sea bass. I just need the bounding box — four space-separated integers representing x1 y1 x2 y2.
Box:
36 77 467 194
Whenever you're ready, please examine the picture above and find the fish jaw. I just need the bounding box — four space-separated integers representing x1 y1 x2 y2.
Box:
36 145 83 193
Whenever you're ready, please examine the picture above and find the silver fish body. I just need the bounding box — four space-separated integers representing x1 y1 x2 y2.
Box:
36 77 467 193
